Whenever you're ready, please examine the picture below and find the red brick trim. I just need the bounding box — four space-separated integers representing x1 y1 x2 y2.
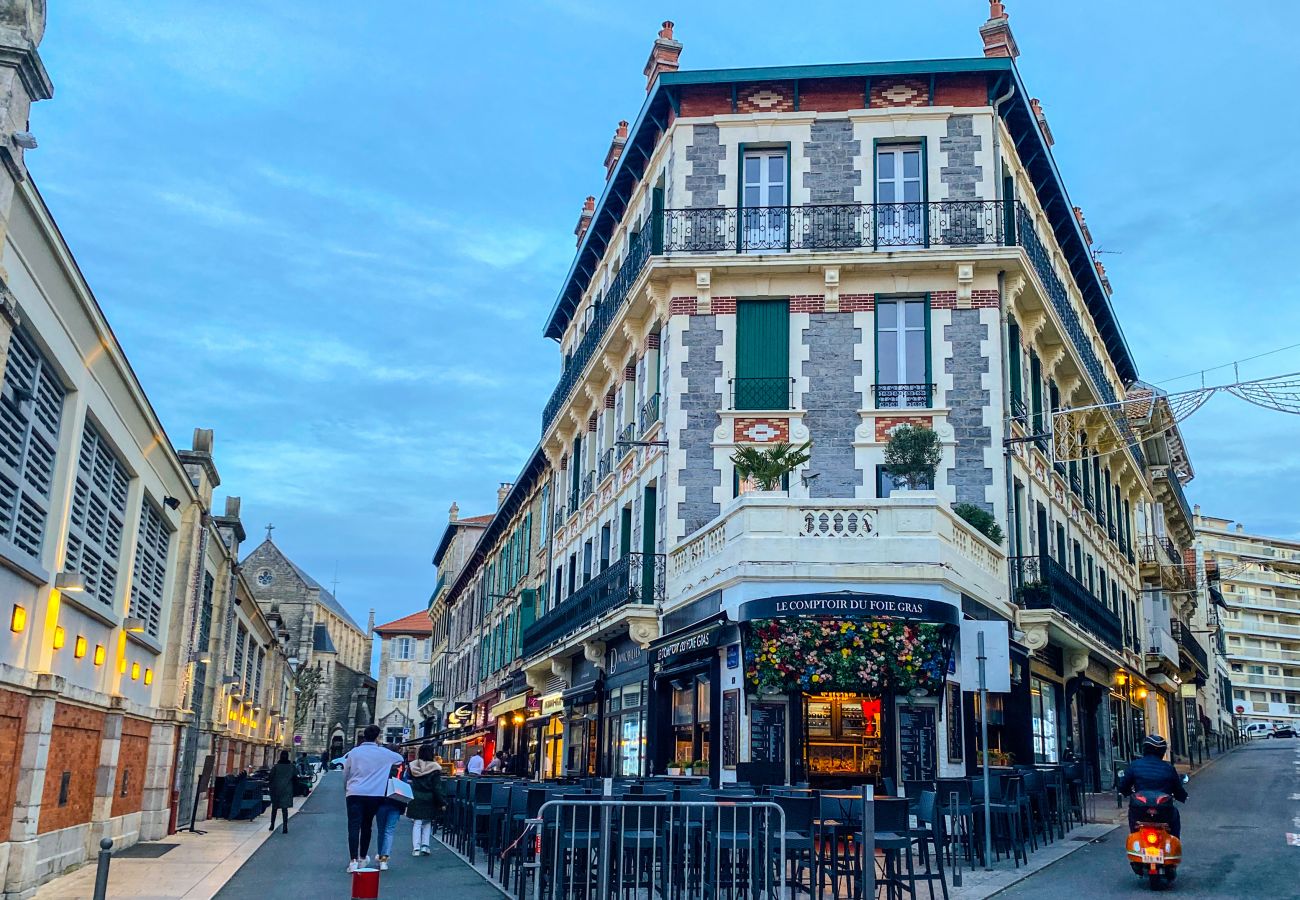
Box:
734 417 790 443
840 293 875 312
972 289 1000 308
874 415 934 442
931 291 957 309
623 365 637 383
871 77 929 109
604 390 615 409
790 294 825 313
645 332 661 350
670 296 697 316
712 297 737 315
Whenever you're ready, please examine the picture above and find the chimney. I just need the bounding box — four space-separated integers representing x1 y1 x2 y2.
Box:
1073 207 1093 245
574 195 595 246
1094 259 1112 296
448 501 459 522
1030 98 1054 147
643 21 682 93
1235 523 1244 534
1193 503 1201 519
980 2 1019 59
604 120 629 179
366 608 375 638
497 482 513 508
225 496 241 518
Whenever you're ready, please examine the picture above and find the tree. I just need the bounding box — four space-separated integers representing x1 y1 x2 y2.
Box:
883 425 942 489
730 441 812 491
291 664 324 733
953 502 1005 544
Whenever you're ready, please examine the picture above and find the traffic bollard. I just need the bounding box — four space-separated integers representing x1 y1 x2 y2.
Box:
350 866 380 899
91 838 113 900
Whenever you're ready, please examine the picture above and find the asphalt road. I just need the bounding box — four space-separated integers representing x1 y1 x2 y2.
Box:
214 770 502 898
998 737 1300 897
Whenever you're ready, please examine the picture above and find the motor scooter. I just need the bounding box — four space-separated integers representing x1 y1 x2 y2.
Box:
1123 773 1189 890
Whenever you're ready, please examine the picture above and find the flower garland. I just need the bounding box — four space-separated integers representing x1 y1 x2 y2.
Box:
744 617 949 695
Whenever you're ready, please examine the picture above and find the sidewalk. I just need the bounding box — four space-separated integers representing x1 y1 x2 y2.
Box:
32 791 308 900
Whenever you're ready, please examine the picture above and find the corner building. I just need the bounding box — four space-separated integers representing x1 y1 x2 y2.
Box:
522 6 1166 789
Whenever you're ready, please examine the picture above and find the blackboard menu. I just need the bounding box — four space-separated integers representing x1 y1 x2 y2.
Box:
946 682 963 763
722 690 739 770
899 705 937 782
749 702 786 765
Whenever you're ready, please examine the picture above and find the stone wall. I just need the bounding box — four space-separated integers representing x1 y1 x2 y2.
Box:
944 309 994 510
803 118 861 203
801 313 863 497
940 115 982 199
686 124 725 208
677 316 722 536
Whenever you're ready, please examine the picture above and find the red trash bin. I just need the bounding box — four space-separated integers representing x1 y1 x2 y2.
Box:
351 867 380 899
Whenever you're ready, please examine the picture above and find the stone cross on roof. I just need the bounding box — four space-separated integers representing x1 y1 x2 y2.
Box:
264 522 275 542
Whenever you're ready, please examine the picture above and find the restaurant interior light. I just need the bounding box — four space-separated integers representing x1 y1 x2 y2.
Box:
52 626 65 649
9 604 25 633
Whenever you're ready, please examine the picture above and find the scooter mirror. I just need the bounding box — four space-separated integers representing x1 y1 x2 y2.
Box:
1180 774 1189 784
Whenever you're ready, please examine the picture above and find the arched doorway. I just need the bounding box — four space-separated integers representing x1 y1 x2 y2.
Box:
329 732 345 762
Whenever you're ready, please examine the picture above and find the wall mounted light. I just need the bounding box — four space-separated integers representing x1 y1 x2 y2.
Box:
53 626 65 649
119 657 127 674
55 571 87 593
94 644 106 666
74 636 87 659
221 675 240 686
9 604 25 633
144 668 153 685
163 496 181 510
130 662 140 680
1135 687 1149 701
1115 671 1128 687
123 616 146 633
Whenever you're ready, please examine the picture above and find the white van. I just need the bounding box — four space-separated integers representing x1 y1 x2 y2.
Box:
1244 722 1272 738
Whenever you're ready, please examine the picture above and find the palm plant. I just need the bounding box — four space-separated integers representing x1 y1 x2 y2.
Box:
730 441 812 491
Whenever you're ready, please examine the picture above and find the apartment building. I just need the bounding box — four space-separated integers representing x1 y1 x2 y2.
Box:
1197 512 1300 730
373 611 433 744
506 3 1177 789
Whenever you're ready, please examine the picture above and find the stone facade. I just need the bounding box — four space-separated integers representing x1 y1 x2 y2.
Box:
677 315 722 536
939 114 982 199
803 118 861 203
944 309 994 510
801 312 863 498
685 124 725 208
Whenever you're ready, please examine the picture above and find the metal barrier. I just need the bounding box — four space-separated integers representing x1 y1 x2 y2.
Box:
524 798 786 900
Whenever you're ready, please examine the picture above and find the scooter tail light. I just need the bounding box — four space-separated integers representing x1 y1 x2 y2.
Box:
1145 831 1159 844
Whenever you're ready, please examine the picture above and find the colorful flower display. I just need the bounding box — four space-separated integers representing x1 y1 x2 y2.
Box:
744 617 950 695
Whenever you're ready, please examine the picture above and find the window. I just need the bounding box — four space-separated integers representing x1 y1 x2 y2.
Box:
740 148 788 251
1007 315 1023 413
1029 351 1043 435
1030 676 1059 764
875 144 924 246
734 299 790 410
876 465 932 498
65 421 130 608
128 499 171 637
875 298 931 407
395 637 413 661
390 676 410 700
0 328 65 561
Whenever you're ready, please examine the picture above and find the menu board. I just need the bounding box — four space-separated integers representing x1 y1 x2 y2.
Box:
722 690 739 770
946 682 963 763
749 702 786 765
898 705 937 782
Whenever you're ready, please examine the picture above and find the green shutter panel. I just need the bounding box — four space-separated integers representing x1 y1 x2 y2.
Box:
1007 316 1023 411
735 299 790 410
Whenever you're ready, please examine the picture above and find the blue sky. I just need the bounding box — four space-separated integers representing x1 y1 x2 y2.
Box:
29 2 1300 632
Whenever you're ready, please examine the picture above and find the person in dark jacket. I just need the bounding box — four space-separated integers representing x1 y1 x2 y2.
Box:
405 744 444 856
1118 734 1187 837
268 750 296 834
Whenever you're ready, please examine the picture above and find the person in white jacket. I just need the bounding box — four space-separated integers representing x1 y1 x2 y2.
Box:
343 725 403 873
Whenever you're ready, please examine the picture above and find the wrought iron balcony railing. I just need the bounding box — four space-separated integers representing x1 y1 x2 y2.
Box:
568 487 579 513
662 200 1009 254
552 505 567 532
1140 535 1182 567
873 383 935 409
617 421 636 453
1011 553 1124 652
521 552 665 659
597 446 616 481
639 392 661 433
729 377 794 412
1171 619 1210 677
580 471 596 502
1153 467 1194 533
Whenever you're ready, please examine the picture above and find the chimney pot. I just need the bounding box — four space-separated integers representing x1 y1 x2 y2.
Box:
1073 206 1093 245
1030 98 1054 147
497 483 513 507
449 501 459 522
575 195 597 245
980 1 1019 59
604 120 630 179
644 20 683 92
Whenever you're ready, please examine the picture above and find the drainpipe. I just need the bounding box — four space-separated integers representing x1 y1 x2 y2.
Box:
990 78 1017 197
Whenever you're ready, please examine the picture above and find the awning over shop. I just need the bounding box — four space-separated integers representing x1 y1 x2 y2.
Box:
562 680 602 707
649 612 735 670
440 728 492 747
737 591 960 626
489 693 531 719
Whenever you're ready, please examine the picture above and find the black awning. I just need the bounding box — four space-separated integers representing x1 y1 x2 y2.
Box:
649 613 733 669
562 679 602 707
736 591 961 626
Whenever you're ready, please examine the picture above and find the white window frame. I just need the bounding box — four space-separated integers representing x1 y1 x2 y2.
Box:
395 636 412 661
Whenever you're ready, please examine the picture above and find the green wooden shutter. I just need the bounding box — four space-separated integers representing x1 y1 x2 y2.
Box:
1007 315 1023 411
735 299 789 410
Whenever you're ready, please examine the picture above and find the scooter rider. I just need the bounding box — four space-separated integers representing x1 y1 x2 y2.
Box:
1118 734 1187 837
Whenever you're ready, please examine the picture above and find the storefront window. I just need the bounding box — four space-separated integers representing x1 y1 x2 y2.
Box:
603 682 647 776
565 703 598 776
805 693 882 778
672 674 711 765
1030 677 1059 764
543 716 564 779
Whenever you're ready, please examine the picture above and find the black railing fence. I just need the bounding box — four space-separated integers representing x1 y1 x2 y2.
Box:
521 552 666 659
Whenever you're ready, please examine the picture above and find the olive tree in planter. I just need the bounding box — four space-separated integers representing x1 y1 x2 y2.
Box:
730 441 812 492
883 425 942 489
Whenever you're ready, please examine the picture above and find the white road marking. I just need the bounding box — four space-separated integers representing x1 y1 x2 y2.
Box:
1288 833 1300 847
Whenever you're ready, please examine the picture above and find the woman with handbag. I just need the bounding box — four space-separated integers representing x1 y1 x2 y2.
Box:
405 744 444 856
374 750 411 871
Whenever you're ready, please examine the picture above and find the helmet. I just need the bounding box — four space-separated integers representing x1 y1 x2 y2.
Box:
1141 734 1168 757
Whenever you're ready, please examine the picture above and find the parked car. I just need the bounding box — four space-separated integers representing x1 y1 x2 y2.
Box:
1270 725 1297 738
1244 722 1272 738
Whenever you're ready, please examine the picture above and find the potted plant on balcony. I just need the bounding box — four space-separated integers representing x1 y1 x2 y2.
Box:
952 502 1005 544
730 440 812 493
883 424 941 489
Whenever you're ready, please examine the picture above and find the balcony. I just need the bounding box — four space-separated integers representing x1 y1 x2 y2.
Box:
1153 467 1193 534
552 505 567 533
1239 672 1300 691
521 551 666 659
873 383 935 409
667 493 1006 609
1222 616 1300 639
598 446 616 482
1011 554 1124 653
662 200 1010 254
639 392 661 433
1140 535 1182 568
617 421 636 454
580 471 596 503
1144 625 1179 672
417 680 442 713
729 378 794 412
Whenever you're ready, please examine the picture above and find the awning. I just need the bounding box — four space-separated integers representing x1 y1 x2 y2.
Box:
441 728 491 747
737 591 961 626
489 693 531 719
563 680 602 707
649 613 733 669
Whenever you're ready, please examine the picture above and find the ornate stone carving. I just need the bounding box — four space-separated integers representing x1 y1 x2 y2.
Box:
1020 623 1049 650
628 619 659 649
583 639 607 670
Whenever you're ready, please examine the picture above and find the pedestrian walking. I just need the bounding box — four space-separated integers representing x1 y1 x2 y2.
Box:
466 749 485 775
343 724 403 873
373 750 408 871
406 744 444 856
268 750 295 834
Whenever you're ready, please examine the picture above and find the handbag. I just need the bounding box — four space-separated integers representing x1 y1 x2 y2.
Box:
386 776 413 804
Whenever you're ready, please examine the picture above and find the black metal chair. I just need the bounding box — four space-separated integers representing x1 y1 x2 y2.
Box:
911 791 949 900
867 797 916 900
935 778 975 871
773 795 817 897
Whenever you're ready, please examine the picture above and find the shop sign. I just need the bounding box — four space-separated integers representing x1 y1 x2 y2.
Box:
726 644 740 670
738 592 960 625
540 693 565 716
654 623 723 665
1178 682 1198 699
606 640 646 676
447 703 472 727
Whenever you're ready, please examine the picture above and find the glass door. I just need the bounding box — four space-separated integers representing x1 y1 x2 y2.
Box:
876 145 924 247
741 150 788 251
